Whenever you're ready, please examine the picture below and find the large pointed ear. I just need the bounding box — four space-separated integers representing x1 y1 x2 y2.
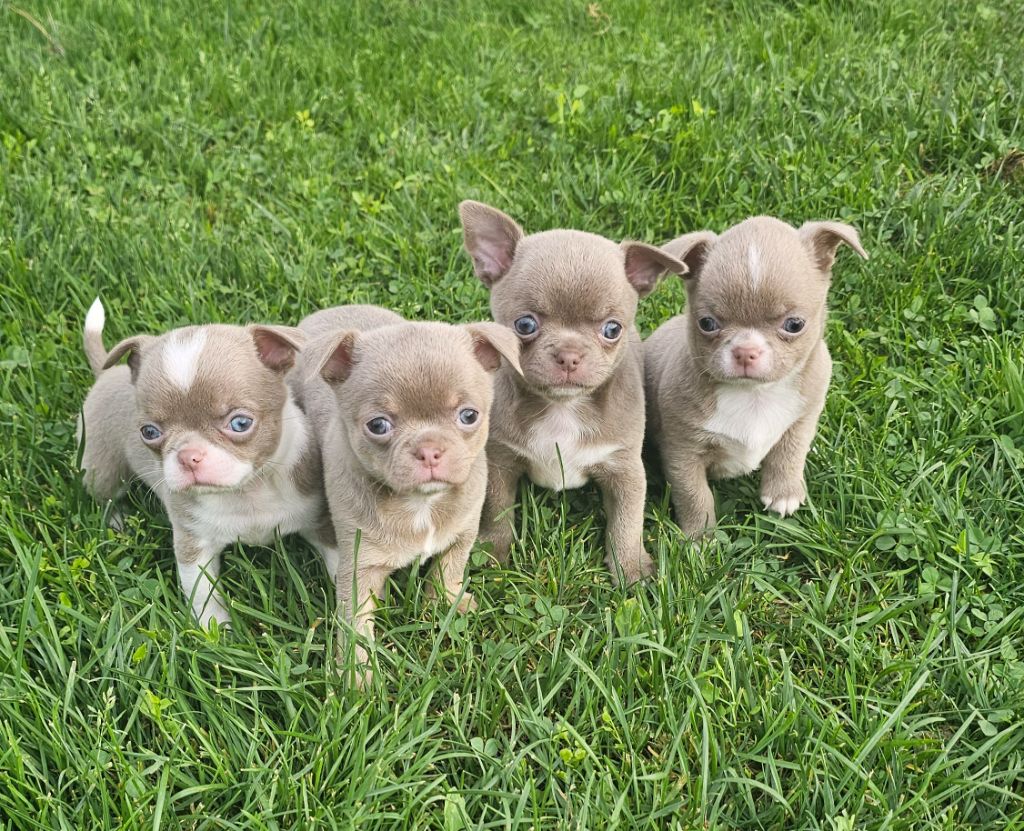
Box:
308 331 359 384
620 241 689 297
798 221 868 273
458 200 525 288
249 325 304 373
662 231 717 282
463 322 523 376
101 335 155 383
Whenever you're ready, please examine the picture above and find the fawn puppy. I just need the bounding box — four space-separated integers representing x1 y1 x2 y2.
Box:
644 217 867 536
79 299 331 626
458 201 688 584
294 304 521 685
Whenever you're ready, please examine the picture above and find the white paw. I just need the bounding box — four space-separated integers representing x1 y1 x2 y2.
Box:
760 491 805 517
197 597 231 629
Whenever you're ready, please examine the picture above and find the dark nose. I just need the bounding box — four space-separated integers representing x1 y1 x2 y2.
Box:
414 443 445 467
177 447 206 470
555 350 582 372
732 345 763 367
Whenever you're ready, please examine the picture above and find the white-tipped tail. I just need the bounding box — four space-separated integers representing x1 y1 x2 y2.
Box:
83 297 108 377
85 297 105 332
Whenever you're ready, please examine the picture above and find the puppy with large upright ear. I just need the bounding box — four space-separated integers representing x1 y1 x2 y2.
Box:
294 304 521 688
644 216 868 536
78 299 330 627
459 200 688 585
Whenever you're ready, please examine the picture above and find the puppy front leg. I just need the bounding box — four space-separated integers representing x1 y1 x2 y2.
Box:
759 411 822 517
478 444 523 564
664 452 716 538
172 524 230 628
425 530 477 613
335 548 390 689
594 453 654 586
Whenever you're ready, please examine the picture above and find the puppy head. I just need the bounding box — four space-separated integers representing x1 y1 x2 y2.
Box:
310 320 520 495
103 324 303 493
459 200 686 399
665 216 867 384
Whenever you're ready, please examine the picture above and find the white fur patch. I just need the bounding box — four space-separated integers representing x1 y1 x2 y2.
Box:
704 377 804 478
163 441 254 493
718 328 772 378
172 397 322 547
522 402 620 490
85 297 105 332
747 245 762 286
163 329 208 391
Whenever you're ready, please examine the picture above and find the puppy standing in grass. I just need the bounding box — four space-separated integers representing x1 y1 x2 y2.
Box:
644 217 868 536
79 299 332 626
458 201 688 584
295 305 521 685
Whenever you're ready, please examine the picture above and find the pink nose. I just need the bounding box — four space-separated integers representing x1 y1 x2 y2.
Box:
177 447 206 471
415 443 445 467
555 350 582 372
732 346 763 367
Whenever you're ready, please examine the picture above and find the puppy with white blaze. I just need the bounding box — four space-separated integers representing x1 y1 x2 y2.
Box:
644 217 868 537
79 299 333 626
459 200 688 585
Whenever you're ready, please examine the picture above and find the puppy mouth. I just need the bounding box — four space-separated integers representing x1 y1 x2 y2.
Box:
415 480 453 494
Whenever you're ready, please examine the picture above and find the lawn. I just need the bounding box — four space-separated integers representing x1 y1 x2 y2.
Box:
2 0 1023 827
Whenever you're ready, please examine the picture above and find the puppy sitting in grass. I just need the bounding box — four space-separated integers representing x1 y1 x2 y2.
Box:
79 299 331 626
644 216 868 537
295 305 521 686
458 201 688 584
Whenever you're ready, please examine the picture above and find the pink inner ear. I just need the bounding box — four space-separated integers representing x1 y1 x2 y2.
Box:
623 247 664 295
253 331 297 371
320 336 355 383
471 336 501 372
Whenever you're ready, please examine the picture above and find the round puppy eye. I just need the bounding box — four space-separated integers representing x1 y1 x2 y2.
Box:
458 408 479 426
601 320 623 341
366 417 393 436
228 415 254 433
698 316 721 333
513 315 539 337
140 424 162 442
782 317 806 334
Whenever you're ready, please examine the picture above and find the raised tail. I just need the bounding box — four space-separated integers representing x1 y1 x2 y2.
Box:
83 297 107 377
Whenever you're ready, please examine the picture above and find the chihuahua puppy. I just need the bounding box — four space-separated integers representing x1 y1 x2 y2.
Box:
458 201 688 584
644 216 868 536
295 305 521 685
80 299 332 626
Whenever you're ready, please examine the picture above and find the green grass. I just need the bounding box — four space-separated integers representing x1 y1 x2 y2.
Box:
2 0 1023 827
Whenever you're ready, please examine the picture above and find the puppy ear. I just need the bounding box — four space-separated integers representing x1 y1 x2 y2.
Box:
798 221 868 273
662 231 717 282
309 330 359 384
459 200 525 288
249 325 305 373
620 241 689 297
101 335 155 383
464 322 523 376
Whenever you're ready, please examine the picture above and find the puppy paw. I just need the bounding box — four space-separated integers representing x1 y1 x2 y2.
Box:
198 597 231 629
338 643 373 691
453 592 478 614
760 481 806 517
608 548 655 587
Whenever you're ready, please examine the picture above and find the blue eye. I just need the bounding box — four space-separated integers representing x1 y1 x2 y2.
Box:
601 320 623 341
140 424 162 442
782 317 806 334
514 315 539 337
367 417 393 436
698 316 721 333
458 408 479 426
229 415 253 433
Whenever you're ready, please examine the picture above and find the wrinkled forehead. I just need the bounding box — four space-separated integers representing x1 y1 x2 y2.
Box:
498 231 637 322
136 326 278 421
349 327 490 416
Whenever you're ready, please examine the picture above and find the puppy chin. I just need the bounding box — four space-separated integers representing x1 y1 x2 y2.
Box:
415 480 453 495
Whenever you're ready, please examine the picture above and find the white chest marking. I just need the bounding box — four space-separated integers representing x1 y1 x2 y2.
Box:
181 398 321 545
403 492 457 564
704 378 804 478
522 402 620 491
163 330 208 391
